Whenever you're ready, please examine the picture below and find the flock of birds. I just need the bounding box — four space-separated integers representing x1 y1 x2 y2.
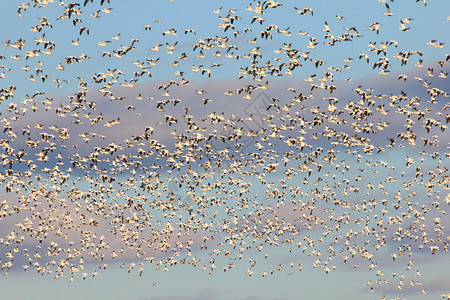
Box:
0 0 449 298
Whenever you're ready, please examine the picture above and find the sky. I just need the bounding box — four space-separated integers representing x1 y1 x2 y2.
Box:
0 0 449 299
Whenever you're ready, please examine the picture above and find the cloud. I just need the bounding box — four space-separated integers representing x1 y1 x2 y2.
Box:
138 289 286 300
3 61 447 183
138 288 222 300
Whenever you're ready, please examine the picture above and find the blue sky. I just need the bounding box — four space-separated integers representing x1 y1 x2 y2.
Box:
0 0 449 299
